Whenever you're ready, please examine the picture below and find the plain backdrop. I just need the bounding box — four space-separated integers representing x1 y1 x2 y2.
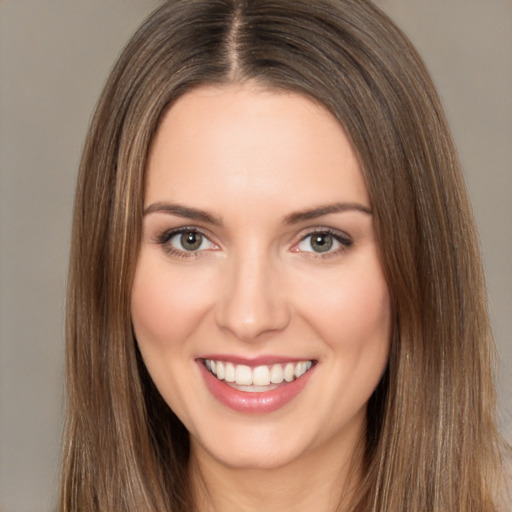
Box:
0 1 510 511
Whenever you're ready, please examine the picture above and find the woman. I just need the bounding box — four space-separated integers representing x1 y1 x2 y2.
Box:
60 0 507 510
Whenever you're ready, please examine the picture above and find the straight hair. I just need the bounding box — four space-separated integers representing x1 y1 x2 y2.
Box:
60 0 505 510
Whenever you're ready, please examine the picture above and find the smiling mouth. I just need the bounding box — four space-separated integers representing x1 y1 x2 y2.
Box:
203 359 315 392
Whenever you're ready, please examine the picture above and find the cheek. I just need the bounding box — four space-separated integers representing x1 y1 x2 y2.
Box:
131 255 213 352
295 259 391 352
130 255 218 421
295 260 391 425
345 269 390 341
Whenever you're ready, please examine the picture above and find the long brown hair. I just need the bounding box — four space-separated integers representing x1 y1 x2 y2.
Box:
60 0 505 510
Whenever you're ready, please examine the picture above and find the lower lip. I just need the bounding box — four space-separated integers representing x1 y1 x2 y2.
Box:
198 361 315 414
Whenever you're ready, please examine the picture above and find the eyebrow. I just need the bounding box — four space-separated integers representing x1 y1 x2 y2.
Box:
143 202 223 225
283 202 372 224
143 201 372 226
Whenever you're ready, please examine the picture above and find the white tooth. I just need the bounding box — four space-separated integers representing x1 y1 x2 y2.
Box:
270 364 284 384
224 362 235 382
235 364 252 385
210 360 216 374
205 360 211 371
284 363 295 382
305 361 312 371
252 365 271 386
216 361 225 380
295 361 306 378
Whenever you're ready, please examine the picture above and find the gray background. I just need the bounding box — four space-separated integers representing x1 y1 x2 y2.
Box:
0 1 510 511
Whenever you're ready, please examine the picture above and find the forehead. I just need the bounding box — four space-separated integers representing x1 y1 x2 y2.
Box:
146 83 369 212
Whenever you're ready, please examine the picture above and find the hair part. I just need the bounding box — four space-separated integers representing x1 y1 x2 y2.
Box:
61 1 505 510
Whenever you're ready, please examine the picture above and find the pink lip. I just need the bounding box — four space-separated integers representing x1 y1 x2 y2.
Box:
197 359 315 414
199 353 310 366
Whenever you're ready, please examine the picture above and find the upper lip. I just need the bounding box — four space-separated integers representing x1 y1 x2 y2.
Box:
198 354 316 366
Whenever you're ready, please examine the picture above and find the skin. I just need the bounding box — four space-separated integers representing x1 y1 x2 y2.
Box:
131 83 391 512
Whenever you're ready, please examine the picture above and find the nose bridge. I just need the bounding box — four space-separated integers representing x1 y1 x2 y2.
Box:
215 242 289 341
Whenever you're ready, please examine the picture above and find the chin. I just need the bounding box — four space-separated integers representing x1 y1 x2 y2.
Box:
190 420 313 470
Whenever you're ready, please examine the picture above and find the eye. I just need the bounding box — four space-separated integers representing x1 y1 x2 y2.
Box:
294 230 351 255
158 228 217 256
175 231 208 251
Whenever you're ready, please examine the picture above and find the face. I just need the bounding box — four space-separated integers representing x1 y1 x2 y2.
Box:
131 84 391 471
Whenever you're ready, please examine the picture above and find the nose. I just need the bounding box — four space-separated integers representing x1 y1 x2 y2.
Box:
215 249 290 342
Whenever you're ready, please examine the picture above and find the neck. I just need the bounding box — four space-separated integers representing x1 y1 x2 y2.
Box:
188 430 365 512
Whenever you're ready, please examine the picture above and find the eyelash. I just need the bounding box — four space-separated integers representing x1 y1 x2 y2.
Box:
154 226 352 259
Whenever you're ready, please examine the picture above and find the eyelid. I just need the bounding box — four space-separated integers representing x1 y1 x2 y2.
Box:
295 226 352 243
154 225 210 242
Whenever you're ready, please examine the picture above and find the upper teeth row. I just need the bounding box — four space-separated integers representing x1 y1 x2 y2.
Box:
205 360 313 386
